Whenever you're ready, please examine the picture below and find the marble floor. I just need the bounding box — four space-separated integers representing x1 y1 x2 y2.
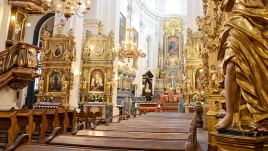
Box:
196 128 209 151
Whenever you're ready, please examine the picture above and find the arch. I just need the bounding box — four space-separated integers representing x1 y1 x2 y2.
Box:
32 13 55 46
25 13 55 109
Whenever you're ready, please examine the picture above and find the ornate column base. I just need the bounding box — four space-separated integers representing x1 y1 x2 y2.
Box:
194 102 203 128
211 132 268 151
202 103 209 130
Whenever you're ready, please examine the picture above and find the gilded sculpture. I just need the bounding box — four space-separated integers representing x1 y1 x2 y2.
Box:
80 78 87 92
55 19 65 35
175 83 182 93
215 0 268 131
38 77 44 94
68 28 74 37
106 80 115 93
62 77 69 95
165 82 171 93
63 48 71 61
209 65 219 93
160 71 166 79
97 21 103 34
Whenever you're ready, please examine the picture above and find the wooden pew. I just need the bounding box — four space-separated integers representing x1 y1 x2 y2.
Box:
28 109 48 140
7 112 196 151
13 110 35 143
67 109 76 132
0 111 20 149
57 109 69 134
0 110 35 143
32 109 60 134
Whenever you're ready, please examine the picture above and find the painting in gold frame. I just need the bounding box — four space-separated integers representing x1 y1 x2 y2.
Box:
89 69 105 93
13 8 27 42
119 12 126 62
132 27 139 69
53 44 63 58
48 72 62 93
94 44 103 56
194 68 205 92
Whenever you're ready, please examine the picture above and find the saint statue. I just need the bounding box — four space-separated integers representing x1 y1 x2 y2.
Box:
63 48 71 61
68 28 74 37
38 77 44 94
62 77 69 95
97 21 103 34
55 19 65 35
80 78 87 92
195 16 202 30
215 0 268 131
209 65 219 93
145 82 151 93
175 83 182 93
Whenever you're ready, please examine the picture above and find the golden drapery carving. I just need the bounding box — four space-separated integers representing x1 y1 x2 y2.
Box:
218 0 268 130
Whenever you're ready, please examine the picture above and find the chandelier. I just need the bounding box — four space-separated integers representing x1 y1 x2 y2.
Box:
43 0 91 19
109 0 145 62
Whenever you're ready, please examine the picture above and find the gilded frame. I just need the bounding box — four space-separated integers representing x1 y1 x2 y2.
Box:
94 43 104 56
164 33 183 64
46 69 64 94
193 67 204 93
13 8 28 42
132 27 139 70
88 67 106 93
119 12 126 63
53 44 63 58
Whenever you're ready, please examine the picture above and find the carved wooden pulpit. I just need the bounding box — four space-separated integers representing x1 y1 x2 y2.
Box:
168 91 174 102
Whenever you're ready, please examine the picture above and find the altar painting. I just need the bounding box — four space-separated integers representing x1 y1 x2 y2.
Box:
48 72 62 92
195 68 204 91
119 13 126 62
168 36 179 57
90 69 105 92
132 27 138 69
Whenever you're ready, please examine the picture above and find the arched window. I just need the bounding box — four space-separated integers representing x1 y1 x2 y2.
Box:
146 38 149 67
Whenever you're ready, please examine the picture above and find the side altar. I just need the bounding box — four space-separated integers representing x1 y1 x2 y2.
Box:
79 27 115 119
36 28 76 109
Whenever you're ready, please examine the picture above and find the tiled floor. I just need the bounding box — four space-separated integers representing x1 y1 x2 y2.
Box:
196 128 209 151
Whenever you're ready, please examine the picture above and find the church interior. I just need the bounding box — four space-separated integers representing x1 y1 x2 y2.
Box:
0 0 268 150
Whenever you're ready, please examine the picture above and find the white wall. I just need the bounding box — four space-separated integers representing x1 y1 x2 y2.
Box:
187 0 203 32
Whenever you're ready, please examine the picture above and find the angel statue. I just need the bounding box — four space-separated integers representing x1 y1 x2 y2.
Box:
215 0 268 131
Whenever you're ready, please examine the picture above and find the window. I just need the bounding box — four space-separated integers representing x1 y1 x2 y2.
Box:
166 0 181 14
146 38 149 67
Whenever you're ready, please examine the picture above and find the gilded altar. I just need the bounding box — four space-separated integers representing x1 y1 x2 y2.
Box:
184 31 204 94
154 18 184 96
35 31 76 109
80 29 115 103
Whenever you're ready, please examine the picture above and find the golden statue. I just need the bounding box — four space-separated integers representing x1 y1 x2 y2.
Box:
160 71 166 78
183 78 192 94
38 77 44 94
68 28 74 37
215 0 268 131
156 68 161 78
175 83 182 93
80 78 87 92
97 21 103 34
63 48 71 61
209 65 219 93
62 77 69 95
55 19 65 35
106 80 115 93
165 82 171 93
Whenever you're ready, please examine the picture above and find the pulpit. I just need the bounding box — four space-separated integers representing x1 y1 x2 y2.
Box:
168 91 174 102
